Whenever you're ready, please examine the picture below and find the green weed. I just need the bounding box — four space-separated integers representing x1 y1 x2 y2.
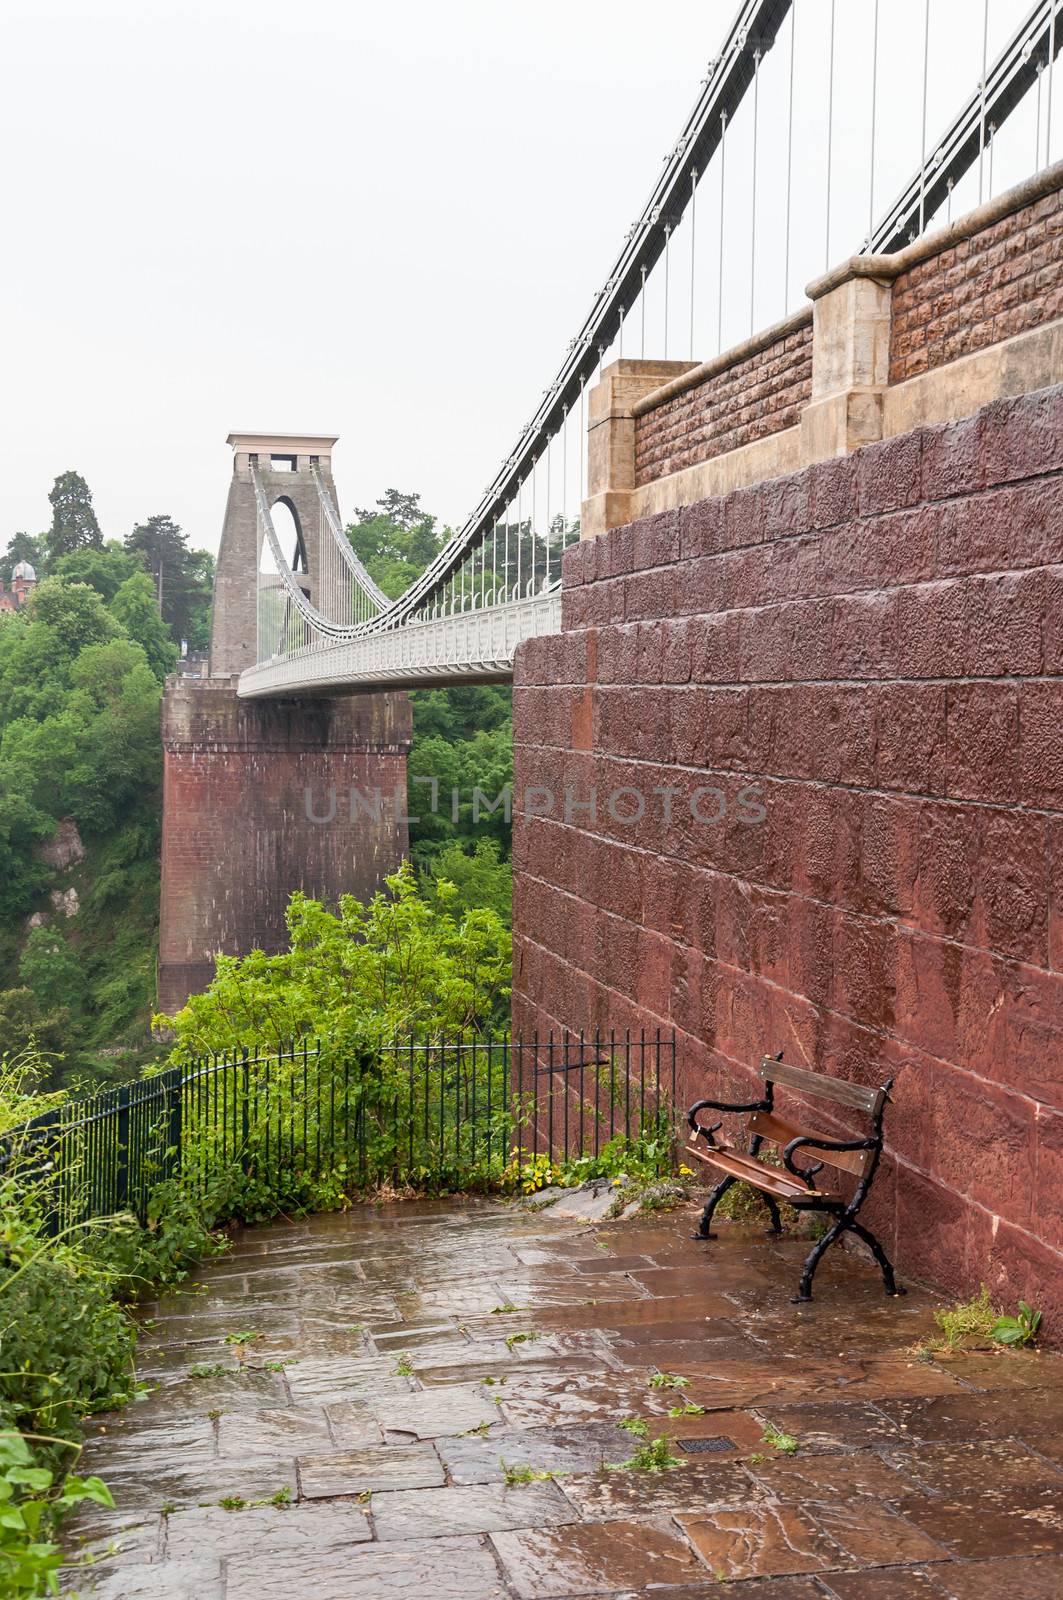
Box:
761 1424 799 1455
611 1435 683 1473
992 1301 1042 1347
505 1330 540 1351
648 1372 689 1390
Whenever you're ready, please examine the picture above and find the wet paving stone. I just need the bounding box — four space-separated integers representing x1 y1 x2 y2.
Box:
371 1481 574 1539
216 1406 333 1458
818 1570 948 1598
134 1366 290 1415
495 1372 679 1427
436 1421 636 1483
557 1458 761 1518
896 1486 1063 1559
927 1552 1063 1597
877 1387 1063 1442
62 1507 162 1563
297 1442 445 1497
225 1533 507 1600
681 1498 947 1581
98 1457 298 1513
748 1401 904 1452
491 1516 708 1596
323 1399 386 1448
745 1450 917 1502
165 1499 372 1559
73 1200 1063 1598
375 1382 500 1438
283 1355 415 1403
64 1558 224 1597
885 1437 1063 1494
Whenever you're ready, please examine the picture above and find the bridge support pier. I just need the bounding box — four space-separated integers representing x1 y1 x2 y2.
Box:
158 675 411 1017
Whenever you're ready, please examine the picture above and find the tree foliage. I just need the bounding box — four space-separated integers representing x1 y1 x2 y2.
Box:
347 489 444 601
45 471 102 562
158 864 511 1055
125 514 213 649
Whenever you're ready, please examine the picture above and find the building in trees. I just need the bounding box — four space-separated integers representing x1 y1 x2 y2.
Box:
0 560 37 613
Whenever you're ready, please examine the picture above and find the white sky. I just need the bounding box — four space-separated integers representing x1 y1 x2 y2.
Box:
1 0 1041 555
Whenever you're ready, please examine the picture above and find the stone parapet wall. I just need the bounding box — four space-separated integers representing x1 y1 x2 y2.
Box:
634 322 813 485
514 384 1063 1324
591 162 1063 537
890 185 1063 383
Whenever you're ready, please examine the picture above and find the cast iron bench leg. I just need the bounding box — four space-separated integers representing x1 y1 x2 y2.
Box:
848 1219 906 1297
758 1191 783 1235
692 1173 736 1240
792 1216 847 1303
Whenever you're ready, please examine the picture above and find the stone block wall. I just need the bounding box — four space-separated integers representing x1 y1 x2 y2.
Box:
634 323 813 485
158 677 411 1015
513 384 1063 1319
889 186 1063 383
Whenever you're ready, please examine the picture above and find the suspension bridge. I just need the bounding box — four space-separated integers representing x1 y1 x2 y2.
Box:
226 0 1063 699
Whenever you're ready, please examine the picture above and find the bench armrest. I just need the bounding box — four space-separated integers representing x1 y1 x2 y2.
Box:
687 1095 768 1125
687 1094 769 1150
782 1133 878 1185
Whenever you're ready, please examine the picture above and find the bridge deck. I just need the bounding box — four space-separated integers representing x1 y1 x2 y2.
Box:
239 592 561 696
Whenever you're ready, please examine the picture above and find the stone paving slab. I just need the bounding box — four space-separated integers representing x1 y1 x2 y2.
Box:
64 1197 1063 1598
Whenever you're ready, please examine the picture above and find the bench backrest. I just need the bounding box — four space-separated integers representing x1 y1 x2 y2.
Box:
752 1057 889 1180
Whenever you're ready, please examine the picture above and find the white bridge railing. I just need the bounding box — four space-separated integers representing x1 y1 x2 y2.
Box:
239 592 562 697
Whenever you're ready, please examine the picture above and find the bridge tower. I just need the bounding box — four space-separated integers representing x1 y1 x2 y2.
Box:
157 434 411 1017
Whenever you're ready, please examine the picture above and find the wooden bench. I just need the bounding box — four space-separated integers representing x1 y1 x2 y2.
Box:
686 1053 904 1303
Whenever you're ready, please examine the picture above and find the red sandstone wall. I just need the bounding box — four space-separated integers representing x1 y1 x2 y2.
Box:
512 384 1063 1319
890 187 1063 383
634 322 813 486
159 679 411 1015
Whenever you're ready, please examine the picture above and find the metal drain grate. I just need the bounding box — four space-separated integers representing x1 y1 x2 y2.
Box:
678 1436 737 1454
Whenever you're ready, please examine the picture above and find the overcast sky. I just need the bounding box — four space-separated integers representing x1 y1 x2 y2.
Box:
2 0 1038 555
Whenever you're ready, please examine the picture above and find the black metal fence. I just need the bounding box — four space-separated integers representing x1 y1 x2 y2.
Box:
0 1032 676 1234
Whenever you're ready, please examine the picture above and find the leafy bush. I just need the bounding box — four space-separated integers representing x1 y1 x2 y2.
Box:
156 864 511 1053
0 1048 222 1594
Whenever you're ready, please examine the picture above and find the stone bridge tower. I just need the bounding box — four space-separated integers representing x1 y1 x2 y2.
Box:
157 433 411 1017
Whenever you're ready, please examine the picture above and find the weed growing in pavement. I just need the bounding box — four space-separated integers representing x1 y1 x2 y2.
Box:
992 1300 1042 1347
490 1302 521 1315
391 1352 414 1376
668 1403 706 1417
619 1416 649 1437
458 1421 492 1438
648 1372 689 1390
501 1463 559 1485
218 1495 247 1511
505 1330 540 1351
761 1424 799 1454
611 1436 683 1473
223 1331 259 1348
187 1363 229 1380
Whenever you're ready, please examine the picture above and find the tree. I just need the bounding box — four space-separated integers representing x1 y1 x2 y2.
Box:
158 864 511 1052
52 542 139 603
346 489 444 600
109 572 179 681
46 472 102 562
124 515 212 647
0 533 45 585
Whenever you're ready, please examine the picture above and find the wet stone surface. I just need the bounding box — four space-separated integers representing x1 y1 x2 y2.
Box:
63 1197 1063 1596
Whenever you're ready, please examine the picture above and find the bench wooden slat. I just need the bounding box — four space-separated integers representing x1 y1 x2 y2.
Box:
686 1133 837 1202
759 1058 886 1115
747 1109 874 1179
